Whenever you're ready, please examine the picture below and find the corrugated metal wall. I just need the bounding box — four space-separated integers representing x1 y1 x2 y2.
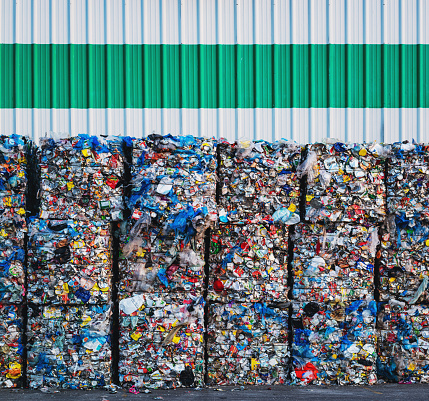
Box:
0 0 428 143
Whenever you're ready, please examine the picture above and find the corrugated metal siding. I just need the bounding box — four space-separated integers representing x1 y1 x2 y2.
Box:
0 0 428 143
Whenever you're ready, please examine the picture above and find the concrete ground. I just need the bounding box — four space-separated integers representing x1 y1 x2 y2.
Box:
1 384 429 401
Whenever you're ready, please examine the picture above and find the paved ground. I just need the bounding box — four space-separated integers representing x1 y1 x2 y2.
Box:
2 384 429 401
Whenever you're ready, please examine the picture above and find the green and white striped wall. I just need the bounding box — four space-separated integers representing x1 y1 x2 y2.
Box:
0 0 428 143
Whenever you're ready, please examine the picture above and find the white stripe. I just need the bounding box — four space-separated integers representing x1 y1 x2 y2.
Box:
401 0 417 44
420 0 429 44
70 109 88 137
51 109 70 138
200 0 216 45
15 109 33 138
200 109 217 139
70 0 87 44
106 0 123 45
347 108 365 143
255 109 273 142
218 0 235 45
33 0 49 44
218 109 236 143
2 0 429 44
384 0 400 44
291 0 308 44
401 109 418 142
365 0 382 44
143 0 161 44
162 0 179 45
274 109 292 141
88 109 106 137
384 108 400 143
15 0 32 43
107 109 126 136
329 108 346 141
237 109 255 141
0 108 422 144
87 0 105 45
0 0 14 43
0 109 14 137
365 109 383 143
310 0 328 44
254 0 272 45
125 0 143 45
51 0 69 44
182 109 199 138
237 0 254 44
310 109 328 142
125 109 143 137
291 109 309 144
162 109 181 136
346 0 363 44
144 109 161 136
274 0 291 45
420 109 429 143
329 0 345 44
181 0 198 45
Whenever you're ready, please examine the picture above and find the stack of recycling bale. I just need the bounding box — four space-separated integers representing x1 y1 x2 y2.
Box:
378 142 429 383
292 142 386 385
0 135 29 387
26 135 124 389
118 135 217 389
207 140 301 385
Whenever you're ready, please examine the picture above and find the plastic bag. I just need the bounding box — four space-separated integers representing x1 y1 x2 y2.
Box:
297 150 317 183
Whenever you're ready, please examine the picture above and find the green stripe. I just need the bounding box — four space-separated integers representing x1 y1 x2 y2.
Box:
0 44 428 108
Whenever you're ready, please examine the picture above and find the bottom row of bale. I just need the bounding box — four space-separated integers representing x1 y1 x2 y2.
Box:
0 298 427 388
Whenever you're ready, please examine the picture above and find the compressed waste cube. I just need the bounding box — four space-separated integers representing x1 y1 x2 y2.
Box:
27 303 112 389
0 135 28 304
218 140 301 225
292 299 377 385
118 235 206 298
377 302 429 383
379 216 429 303
207 300 290 385
27 219 112 304
292 223 378 300
291 222 377 385
0 304 24 388
38 135 124 221
118 293 205 389
208 223 289 303
302 142 386 224
128 135 217 231
386 142 429 220
0 217 26 303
